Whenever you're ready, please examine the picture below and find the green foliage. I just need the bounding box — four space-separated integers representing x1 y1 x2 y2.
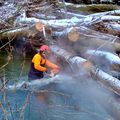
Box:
84 4 118 12
59 3 119 13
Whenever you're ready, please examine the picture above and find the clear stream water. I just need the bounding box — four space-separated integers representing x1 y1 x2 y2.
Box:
0 52 120 120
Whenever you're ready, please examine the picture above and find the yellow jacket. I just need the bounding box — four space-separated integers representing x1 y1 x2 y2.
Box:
32 53 59 72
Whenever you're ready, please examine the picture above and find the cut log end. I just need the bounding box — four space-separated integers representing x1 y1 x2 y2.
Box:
68 28 79 42
35 22 45 31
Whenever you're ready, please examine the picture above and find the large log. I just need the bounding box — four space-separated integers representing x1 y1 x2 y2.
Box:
0 26 33 40
52 27 80 42
7 74 62 91
84 49 120 72
77 26 116 40
0 22 52 41
77 35 120 51
101 15 120 21
15 17 81 28
50 45 120 96
75 26 120 51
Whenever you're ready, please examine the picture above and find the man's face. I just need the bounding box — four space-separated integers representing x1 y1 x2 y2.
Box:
42 50 47 57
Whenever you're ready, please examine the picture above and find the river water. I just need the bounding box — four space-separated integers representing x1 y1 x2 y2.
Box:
0 52 120 120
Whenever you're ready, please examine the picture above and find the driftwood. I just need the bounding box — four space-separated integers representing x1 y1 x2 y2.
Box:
50 45 120 96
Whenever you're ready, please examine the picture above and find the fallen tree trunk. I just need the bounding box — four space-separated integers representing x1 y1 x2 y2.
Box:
15 17 81 28
101 15 120 21
84 49 120 72
52 27 80 42
0 26 34 40
85 49 120 65
0 24 79 43
50 45 120 96
72 46 120 72
0 22 52 41
77 35 120 51
75 26 120 51
77 26 116 40
91 68 120 96
7 74 61 91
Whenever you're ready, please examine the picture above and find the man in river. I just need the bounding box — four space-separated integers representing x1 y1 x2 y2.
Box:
28 45 60 81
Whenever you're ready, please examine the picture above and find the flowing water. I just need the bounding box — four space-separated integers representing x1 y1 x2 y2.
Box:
0 52 120 120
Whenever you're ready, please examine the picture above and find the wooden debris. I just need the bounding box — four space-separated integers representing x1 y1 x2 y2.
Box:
52 27 80 42
50 45 120 96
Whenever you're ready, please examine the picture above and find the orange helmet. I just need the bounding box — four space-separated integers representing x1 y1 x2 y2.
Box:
40 45 50 52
